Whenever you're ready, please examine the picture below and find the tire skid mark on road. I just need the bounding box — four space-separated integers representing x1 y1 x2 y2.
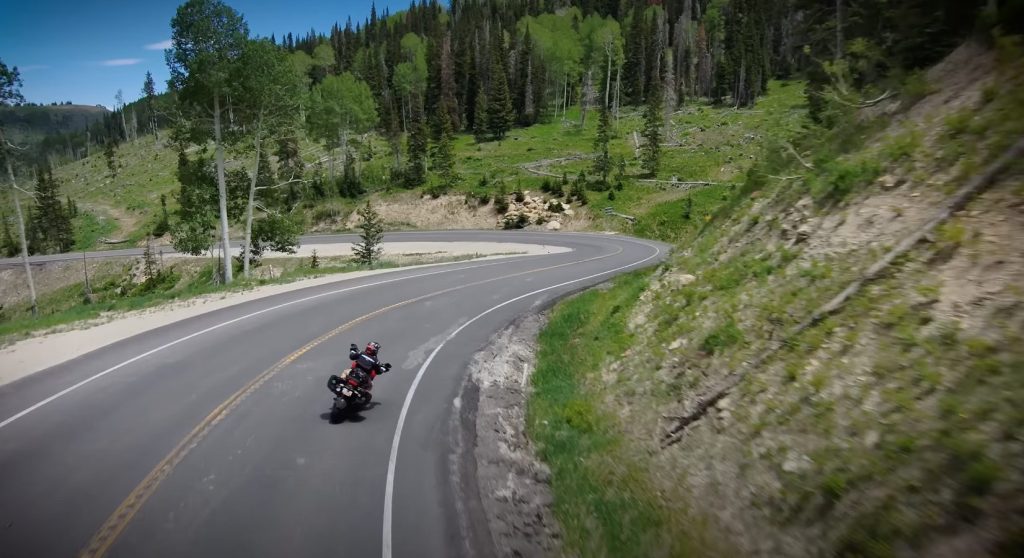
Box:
78 245 625 558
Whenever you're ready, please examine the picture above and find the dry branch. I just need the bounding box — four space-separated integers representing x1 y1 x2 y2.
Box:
783 142 814 170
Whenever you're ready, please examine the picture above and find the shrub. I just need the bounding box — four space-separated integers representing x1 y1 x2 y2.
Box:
810 158 883 202
700 320 744 354
901 71 936 104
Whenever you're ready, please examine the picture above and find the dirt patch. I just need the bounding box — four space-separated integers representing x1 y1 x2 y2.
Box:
452 314 562 558
0 258 127 306
934 179 1024 335
341 192 501 230
801 185 945 259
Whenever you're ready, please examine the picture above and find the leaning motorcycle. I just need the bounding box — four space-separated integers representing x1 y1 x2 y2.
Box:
326 364 390 422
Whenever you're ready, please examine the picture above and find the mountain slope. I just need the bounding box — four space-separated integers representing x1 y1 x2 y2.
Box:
0 104 108 145
529 40 1024 557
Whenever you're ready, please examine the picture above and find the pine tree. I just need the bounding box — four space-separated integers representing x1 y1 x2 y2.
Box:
624 8 647 105
592 105 612 185
142 71 159 140
473 85 488 143
1 210 17 257
65 195 78 218
515 27 537 125
494 182 509 214
486 42 514 140
640 82 663 177
431 106 460 194
352 200 384 268
405 94 428 188
339 149 364 198
460 43 479 133
153 193 171 237
427 32 461 133
32 167 74 254
104 140 118 179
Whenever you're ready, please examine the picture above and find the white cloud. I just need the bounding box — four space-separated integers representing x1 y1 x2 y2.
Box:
100 58 143 67
144 39 173 50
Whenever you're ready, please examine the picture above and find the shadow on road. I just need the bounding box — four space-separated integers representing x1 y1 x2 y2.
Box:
320 401 381 424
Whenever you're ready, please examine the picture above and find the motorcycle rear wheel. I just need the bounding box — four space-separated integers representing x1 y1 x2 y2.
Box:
330 398 347 423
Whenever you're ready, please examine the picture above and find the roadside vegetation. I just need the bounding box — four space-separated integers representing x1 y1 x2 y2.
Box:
0 249 496 346
530 26 1024 558
528 270 723 556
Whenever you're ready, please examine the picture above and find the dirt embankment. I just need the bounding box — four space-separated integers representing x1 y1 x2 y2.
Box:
451 314 561 558
608 42 1024 555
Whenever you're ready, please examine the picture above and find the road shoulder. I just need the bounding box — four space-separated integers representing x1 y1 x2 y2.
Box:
0 243 564 388
451 313 562 558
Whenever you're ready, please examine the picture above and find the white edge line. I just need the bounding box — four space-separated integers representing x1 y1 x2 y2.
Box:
0 256 547 431
381 239 663 558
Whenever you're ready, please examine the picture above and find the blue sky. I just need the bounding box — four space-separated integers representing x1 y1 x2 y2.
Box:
1 0 408 109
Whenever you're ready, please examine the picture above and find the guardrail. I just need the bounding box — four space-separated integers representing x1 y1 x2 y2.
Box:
602 206 636 223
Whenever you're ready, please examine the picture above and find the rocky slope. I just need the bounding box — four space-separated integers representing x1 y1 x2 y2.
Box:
591 41 1024 556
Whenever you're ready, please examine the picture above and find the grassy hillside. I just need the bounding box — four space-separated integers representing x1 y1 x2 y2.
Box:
529 40 1024 557
15 80 804 251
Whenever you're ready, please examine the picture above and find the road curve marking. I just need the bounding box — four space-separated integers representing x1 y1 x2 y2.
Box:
77 245 626 557
381 238 663 558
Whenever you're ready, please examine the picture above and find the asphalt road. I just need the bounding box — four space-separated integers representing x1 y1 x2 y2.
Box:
0 231 667 558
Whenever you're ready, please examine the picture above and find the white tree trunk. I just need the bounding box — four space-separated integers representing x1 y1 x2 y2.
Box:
243 126 262 279
605 49 613 108
4 149 37 315
213 93 233 284
614 65 621 125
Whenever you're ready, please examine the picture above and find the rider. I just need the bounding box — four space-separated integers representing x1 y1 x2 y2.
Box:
347 341 390 388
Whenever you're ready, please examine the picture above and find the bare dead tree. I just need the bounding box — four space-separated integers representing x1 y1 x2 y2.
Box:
1 129 37 315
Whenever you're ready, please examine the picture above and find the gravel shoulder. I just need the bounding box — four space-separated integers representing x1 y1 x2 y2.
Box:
451 313 562 558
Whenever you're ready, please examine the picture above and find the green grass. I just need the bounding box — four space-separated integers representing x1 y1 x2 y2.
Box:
528 269 707 557
632 184 734 242
7 81 808 251
71 211 117 251
701 319 745 354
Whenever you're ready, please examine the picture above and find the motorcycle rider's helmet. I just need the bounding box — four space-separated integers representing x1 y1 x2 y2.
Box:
365 341 381 357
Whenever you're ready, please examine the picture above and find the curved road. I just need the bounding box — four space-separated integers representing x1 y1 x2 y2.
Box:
0 231 667 558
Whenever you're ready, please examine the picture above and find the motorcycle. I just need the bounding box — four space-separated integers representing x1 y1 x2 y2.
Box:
326 363 391 422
